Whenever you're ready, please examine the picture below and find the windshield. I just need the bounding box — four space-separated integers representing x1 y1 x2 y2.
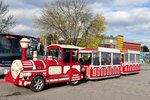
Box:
49 49 61 61
0 36 22 57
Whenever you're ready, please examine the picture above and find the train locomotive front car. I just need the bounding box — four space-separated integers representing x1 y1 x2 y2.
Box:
5 38 83 92
79 47 121 80
121 50 141 74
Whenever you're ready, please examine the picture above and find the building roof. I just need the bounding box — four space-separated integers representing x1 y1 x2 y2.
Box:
47 44 79 49
124 42 141 45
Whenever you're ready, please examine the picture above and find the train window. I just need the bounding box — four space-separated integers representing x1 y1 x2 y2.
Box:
136 54 140 63
49 49 61 61
130 54 135 63
113 53 121 65
79 53 91 65
63 49 71 63
72 50 78 63
124 54 128 63
101 52 111 65
92 52 100 65
121 54 124 63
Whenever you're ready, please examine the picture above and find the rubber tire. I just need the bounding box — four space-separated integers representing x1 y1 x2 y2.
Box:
70 80 79 86
30 76 45 92
14 84 21 87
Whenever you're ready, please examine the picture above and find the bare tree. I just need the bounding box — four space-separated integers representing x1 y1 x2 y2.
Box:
0 0 15 33
36 0 106 46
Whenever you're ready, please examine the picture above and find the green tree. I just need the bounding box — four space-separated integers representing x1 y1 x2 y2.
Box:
141 45 149 52
36 0 107 48
39 33 58 46
79 13 106 48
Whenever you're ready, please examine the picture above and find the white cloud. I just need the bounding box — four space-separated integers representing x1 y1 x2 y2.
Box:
113 0 149 6
124 37 150 47
5 0 54 8
105 11 132 26
8 8 40 25
10 24 38 36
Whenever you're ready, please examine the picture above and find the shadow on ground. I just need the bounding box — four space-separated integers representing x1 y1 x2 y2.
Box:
0 75 5 79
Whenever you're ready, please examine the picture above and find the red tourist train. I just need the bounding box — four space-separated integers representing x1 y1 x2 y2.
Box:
5 38 141 92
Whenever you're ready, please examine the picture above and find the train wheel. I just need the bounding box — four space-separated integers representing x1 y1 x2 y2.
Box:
30 76 45 92
70 80 79 86
14 84 21 87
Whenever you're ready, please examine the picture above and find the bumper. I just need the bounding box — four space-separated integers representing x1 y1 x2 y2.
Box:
5 70 31 86
5 70 18 84
0 67 10 75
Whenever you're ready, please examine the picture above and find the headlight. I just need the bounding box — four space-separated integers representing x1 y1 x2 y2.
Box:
19 72 32 78
11 60 23 79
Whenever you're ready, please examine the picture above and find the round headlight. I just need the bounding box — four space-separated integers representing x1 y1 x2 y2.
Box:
11 60 23 79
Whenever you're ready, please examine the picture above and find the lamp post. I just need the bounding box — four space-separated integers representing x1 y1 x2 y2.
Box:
110 39 113 48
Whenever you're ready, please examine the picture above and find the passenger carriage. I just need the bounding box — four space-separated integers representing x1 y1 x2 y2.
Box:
5 38 83 92
121 50 141 74
79 47 121 80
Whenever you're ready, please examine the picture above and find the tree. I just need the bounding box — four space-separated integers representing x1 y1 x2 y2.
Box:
0 0 15 33
36 0 107 48
141 45 149 52
79 13 106 48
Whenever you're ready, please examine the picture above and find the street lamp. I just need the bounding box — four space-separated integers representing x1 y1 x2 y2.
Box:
110 39 113 48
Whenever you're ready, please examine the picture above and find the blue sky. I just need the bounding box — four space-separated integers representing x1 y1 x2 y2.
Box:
4 0 150 48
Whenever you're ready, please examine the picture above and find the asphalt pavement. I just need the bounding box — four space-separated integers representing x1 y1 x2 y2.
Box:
0 63 150 100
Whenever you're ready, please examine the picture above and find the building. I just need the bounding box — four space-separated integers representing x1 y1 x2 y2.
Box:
101 36 118 49
101 35 141 51
123 42 141 51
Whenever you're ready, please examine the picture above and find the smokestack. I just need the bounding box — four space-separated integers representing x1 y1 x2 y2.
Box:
20 38 30 61
33 51 37 60
47 56 52 60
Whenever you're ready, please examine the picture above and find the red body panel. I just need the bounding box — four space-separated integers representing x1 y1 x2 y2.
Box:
121 63 141 74
5 59 83 87
84 64 121 79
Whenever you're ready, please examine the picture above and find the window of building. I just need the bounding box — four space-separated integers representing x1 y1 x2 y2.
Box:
92 52 100 65
113 53 121 65
49 49 61 61
63 49 71 63
101 52 111 65
72 50 78 63
130 54 135 63
136 54 140 63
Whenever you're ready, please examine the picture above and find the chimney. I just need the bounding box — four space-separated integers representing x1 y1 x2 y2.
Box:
33 51 38 60
20 38 30 61
47 56 52 60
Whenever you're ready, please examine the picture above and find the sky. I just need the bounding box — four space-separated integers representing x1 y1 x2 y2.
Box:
4 0 150 48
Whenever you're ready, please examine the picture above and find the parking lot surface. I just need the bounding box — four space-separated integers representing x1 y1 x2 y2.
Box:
0 63 150 100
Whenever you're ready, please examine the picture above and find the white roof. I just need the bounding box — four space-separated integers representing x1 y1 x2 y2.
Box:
79 48 97 53
98 47 120 53
128 50 140 54
141 52 150 54
47 44 79 49
79 50 93 53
